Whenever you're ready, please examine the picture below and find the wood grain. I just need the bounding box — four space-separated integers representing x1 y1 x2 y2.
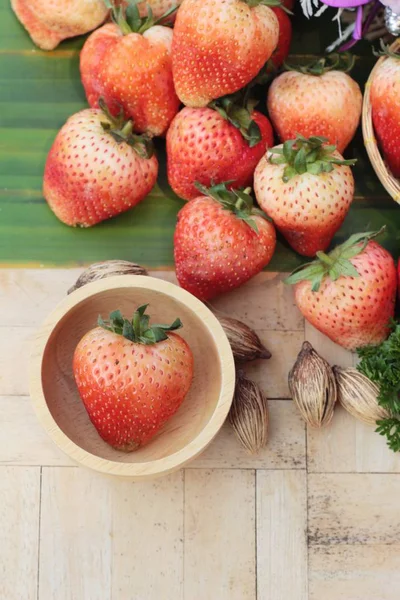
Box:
245 331 305 398
39 467 112 600
257 470 308 600
309 545 400 600
110 472 184 599
308 404 400 474
308 474 400 545
304 322 355 368
0 466 40 600
0 326 33 395
184 469 256 599
192 401 305 470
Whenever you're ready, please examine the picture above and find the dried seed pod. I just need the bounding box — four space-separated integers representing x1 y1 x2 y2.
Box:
288 341 337 428
218 316 271 362
333 366 389 426
229 371 269 454
68 260 148 294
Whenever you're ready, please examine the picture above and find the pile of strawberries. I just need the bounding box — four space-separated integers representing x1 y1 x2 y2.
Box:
40 0 400 352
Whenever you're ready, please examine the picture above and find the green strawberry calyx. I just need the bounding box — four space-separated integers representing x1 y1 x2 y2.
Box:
284 52 355 76
98 305 182 345
99 98 154 159
285 227 386 292
242 0 292 14
104 0 178 35
209 93 262 148
269 134 356 182
195 182 270 233
373 39 400 60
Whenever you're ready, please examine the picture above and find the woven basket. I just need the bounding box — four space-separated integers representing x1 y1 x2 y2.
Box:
362 38 400 204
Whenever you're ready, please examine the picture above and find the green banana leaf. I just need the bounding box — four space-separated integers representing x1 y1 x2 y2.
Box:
0 0 398 269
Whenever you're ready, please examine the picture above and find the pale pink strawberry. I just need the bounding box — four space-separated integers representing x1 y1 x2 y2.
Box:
286 231 397 350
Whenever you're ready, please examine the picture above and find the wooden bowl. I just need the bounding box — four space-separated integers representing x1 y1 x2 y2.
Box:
29 275 235 479
362 38 400 203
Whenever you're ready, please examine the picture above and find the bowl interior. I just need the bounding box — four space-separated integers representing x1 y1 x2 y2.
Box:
41 284 223 464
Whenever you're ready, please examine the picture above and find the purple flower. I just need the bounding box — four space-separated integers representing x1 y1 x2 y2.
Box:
380 0 400 12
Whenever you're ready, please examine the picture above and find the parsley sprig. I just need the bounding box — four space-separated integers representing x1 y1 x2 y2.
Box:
357 322 400 452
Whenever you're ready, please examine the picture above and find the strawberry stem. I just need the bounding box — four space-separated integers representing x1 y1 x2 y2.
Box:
98 306 182 345
269 134 356 182
284 52 356 75
98 97 154 159
285 227 386 292
208 92 261 148
373 39 400 60
194 182 270 233
104 0 178 35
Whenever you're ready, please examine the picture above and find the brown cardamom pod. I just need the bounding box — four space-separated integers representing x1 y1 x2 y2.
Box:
218 316 271 362
68 260 148 294
229 371 269 454
333 366 389 426
288 341 337 427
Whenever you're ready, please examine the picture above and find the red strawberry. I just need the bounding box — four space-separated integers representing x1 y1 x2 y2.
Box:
286 230 397 350
174 183 276 300
254 135 356 257
167 104 274 201
73 305 194 451
80 2 180 136
267 56 362 153
172 0 279 107
43 103 158 227
269 7 292 70
370 45 400 178
281 0 295 9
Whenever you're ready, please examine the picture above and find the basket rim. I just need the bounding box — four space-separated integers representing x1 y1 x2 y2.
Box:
362 38 400 203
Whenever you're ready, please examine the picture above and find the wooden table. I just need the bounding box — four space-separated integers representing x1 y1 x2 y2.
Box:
2 268 400 600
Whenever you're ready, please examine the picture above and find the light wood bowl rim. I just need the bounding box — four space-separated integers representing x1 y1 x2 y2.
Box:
29 275 235 479
362 38 400 203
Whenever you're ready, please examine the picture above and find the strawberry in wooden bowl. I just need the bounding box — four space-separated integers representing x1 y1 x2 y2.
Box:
80 0 180 136
29 276 235 479
73 305 194 452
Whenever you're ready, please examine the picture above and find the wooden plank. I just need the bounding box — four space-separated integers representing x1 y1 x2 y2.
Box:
0 466 40 600
305 321 354 368
0 396 305 469
111 471 183 599
184 469 256 599
245 330 305 398
0 396 72 466
39 467 112 600
257 470 308 600
309 545 400 600
308 404 400 473
0 326 33 395
308 474 400 545
192 401 305 470
39 467 184 599
209 272 304 331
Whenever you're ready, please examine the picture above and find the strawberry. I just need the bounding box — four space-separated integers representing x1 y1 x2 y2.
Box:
73 305 194 451
174 183 276 300
43 102 158 227
370 44 400 178
11 0 108 50
80 1 180 136
167 97 274 201
286 230 397 350
172 0 279 108
137 0 182 19
267 55 362 153
269 7 292 70
254 135 356 257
